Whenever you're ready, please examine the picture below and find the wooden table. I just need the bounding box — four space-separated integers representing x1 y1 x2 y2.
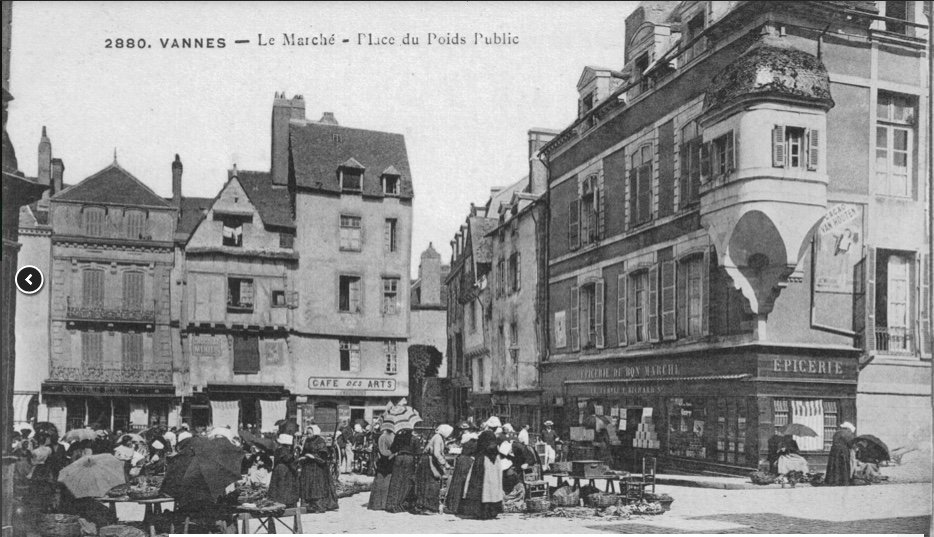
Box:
95 496 175 535
548 473 628 493
237 503 303 534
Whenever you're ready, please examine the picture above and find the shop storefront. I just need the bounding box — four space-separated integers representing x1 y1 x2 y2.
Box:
183 384 292 433
541 346 858 475
41 381 177 433
296 376 404 434
491 390 543 430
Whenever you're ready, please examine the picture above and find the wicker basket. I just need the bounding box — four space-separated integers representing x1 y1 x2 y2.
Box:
550 487 580 507
237 488 266 504
107 484 131 498
526 498 551 513
127 486 161 500
38 514 82 537
550 461 573 473
585 492 620 508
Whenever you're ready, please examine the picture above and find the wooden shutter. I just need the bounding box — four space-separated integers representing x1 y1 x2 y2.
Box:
772 125 786 167
595 279 605 348
123 272 144 310
658 120 675 217
660 259 677 340
726 131 735 173
807 129 819 171
83 269 104 307
122 333 143 368
679 142 690 209
568 199 580 250
82 332 103 368
852 257 866 338
699 142 711 180
702 248 711 335
639 165 652 224
570 285 580 351
628 169 638 229
233 335 260 374
865 248 876 351
597 175 605 240
677 261 688 337
920 254 930 356
516 253 521 291
648 264 660 342
617 273 627 346
627 275 638 343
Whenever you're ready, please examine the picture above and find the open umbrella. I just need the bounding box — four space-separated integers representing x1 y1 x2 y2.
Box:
161 436 243 504
63 428 98 443
34 422 59 438
383 405 422 432
781 423 819 437
58 453 125 499
855 434 890 463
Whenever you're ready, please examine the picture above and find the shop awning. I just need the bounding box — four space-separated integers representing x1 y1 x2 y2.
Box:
13 393 35 425
204 383 289 396
564 374 753 385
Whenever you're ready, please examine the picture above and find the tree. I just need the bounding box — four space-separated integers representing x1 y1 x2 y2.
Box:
407 345 443 418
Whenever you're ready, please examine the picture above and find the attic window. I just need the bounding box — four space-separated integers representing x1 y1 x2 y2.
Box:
340 167 363 192
636 53 650 92
580 91 595 115
216 214 249 247
382 174 400 196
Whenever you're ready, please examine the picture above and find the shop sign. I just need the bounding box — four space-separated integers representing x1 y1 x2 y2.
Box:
758 355 855 381
576 362 685 381
566 383 661 397
307 377 397 391
814 203 862 294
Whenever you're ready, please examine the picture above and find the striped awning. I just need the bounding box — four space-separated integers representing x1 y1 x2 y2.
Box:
13 393 36 425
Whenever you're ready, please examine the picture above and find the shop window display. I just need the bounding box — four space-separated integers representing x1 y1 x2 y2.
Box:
667 398 708 459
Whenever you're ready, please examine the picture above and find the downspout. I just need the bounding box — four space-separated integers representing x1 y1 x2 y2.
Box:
533 149 552 402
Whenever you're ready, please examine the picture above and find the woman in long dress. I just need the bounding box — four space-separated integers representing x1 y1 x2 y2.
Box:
367 425 395 510
824 422 856 486
414 425 452 514
459 428 504 520
267 434 300 507
444 433 477 515
384 429 418 513
299 427 339 513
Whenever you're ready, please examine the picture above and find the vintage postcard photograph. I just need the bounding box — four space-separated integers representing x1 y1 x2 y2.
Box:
1 1 932 535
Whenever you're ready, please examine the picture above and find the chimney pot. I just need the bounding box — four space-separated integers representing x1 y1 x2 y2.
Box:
172 154 183 210
51 158 64 194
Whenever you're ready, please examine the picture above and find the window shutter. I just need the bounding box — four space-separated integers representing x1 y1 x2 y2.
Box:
568 199 580 250
597 175 606 239
661 259 677 340
699 142 711 180
772 125 786 167
123 272 144 310
648 264 660 342
679 142 690 209
595 279 605 348
866 248 876 351
677 261 688 337
627 275 638 343
516 253 521 291
639 166 652 224
233 335 260 374
920 254 930 357
628 169 638 229
570 285 580 351
727 131 736 173
807 129 819 171
83 269 104 307
617 273 627 346
702 248 711 335
852 257 866 338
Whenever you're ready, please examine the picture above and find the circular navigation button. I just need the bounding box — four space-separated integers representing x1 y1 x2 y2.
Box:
15 265 44 295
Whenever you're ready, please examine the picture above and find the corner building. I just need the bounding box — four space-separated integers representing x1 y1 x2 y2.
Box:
540 1 929 474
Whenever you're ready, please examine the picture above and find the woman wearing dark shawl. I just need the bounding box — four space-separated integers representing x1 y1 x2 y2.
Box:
367 424 395 510
267 434 300 507
459 427 504 520
444 433 477 515
414 425 452 514
384 429 418 513
299 427 339 512
824 421 857 486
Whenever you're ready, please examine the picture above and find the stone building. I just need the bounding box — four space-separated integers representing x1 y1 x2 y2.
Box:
42 154 178 432
540 1 929 474
408 243 449 423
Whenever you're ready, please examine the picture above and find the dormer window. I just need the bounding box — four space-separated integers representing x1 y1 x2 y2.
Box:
580 91 595 115
382 174 400 196
684 12 707 61
340 168 363 192
635 53 650 92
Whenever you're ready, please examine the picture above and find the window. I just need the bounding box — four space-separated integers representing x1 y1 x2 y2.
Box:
83 268 104 307
125 210 145 239
680 121 702 207
339 275 362 313
221 219 243 247
340 168 363 192
384 340 398 374
384 219 398 253
629 145 653 226
876 93 914 198
578 280 605 349
382 174 400 195
771 126 819 171
122 271 144 310
81 331 103 368
635 53 650 93
875 251 912 352
630 271 648 342
339 215 362 251
716 398 748 464
580 177 600 245
227 277 254 313
508 253 521 293
772 399 832 452
497 259 505 297
233 335 260 374
272 290 287 307
822 401 839 451
279 232 294 249
679 256 705 337
580 91 595 115
884 1 909 34
382 277 400 315
684 12 707 61
339 339 361 372
711 131 735 176
84 207 105 237
122 333 143 368
468 300 476 333
509 321 518 347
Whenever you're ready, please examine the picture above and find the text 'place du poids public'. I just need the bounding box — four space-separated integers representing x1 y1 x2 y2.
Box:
355 32 519 46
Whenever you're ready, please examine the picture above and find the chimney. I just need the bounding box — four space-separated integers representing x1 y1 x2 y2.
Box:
418 242 442 305
172 154 183 209
271 91 291 186
37 126 51 189
528 128 558 195
51 158 64 194
319 112 339 125
290 94 305 120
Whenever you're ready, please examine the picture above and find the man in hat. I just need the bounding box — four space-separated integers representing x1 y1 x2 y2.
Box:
541 421 560 467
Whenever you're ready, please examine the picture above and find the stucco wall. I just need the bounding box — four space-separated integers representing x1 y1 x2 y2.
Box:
14 231 51 393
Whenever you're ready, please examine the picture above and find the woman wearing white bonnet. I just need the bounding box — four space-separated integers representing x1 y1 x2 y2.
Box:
211 427 234 442
413 424 453 513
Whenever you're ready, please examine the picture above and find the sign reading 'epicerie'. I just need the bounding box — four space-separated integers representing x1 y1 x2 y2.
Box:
308 377 397 391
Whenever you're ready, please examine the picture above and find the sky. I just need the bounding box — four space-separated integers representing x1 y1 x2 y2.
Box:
7 1 636 277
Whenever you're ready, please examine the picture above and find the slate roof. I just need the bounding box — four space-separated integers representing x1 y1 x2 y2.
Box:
176 196 213 237
289 121 413 199
54 162 173 208
229 170 295 229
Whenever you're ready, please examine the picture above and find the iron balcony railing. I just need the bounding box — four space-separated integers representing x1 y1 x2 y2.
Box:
66 297 156 322
49 365 173 384
873 326 913 354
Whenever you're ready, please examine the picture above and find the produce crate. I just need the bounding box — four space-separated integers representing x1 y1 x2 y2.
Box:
571 460 603 477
